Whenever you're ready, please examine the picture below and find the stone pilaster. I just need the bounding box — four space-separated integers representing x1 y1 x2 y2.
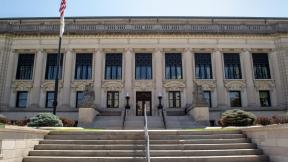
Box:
124 48 133 114
94 48 103 108
61 49 73 108
30 49 44 108
213 49 226 108
154 48 163 98
242 49 257 107
184 48 194 105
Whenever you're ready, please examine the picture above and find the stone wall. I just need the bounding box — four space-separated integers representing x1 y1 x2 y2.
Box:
0 125 48 162
242 124 288 162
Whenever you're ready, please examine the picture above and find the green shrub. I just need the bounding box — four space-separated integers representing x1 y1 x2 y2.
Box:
256 116 272 126
219 109 256 127
28 113 63 127
272 115 288 124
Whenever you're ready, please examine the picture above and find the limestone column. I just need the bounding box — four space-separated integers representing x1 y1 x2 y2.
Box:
242 49 257 107
94 48 103 108
213 49 226 108
124 48 133 114
62 49 73 108
270 50 284 107
154 48 163 115
184 48 193 105
30 49 44 108
2 50 16 110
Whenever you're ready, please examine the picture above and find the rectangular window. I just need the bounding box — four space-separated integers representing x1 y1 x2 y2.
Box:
16 54 35 80
16 91 28 108
75 53 92 80
259 91 271 107
165 53 182 79
45 54 64 80
168 91 181 108
195 53 212 79
105 53 122 80
107 91 119 108
252 53 271 79
229 91 242 107
76 91 84 108
224 53 242 79
45 91 55 108
135 53 152 80
203 91 212 107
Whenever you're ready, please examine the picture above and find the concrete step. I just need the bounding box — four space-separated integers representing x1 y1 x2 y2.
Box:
34 143 256 150
23 155 269 162
40 138 249 145
29 149 263 157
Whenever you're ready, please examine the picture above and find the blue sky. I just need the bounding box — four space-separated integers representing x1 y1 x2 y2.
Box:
1 0 288 18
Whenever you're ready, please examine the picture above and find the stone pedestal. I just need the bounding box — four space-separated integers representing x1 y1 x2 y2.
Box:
78 108 99 127
188 107 209 123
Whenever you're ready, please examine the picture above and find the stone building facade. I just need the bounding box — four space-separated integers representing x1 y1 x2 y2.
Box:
0 17 288 124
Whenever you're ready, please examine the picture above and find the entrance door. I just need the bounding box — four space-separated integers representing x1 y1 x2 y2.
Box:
136 92 152 116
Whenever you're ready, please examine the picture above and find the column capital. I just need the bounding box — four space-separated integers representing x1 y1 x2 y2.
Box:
154 48 164 53
241 48 251 53
64 48 74 53
124 48 133 53
184 48 193 53
94 48 103 53
212 48 223 53
36 48 44 53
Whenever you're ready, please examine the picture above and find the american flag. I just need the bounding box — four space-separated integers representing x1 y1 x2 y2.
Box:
59 0 67 37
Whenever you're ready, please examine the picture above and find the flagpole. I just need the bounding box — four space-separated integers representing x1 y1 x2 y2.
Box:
53 0 66 115
52 36 62 115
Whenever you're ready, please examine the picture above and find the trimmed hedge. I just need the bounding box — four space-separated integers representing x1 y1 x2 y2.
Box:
28 113 63 127
219 109 256 127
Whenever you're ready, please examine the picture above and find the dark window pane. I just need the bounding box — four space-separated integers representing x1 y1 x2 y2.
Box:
75 54 92 80
165 53 182 79
16 54 35 80
76 91 85 108
135 53 152 80
229 91 242 107
259 91 271 107
203 91 212 107
252 54 271 79
105 53 122 80
168 91 181 108
107 91 119 108
16 91 28 108
195 53 212 79
46 91 55 108
45 54 64 80
224 53 242 79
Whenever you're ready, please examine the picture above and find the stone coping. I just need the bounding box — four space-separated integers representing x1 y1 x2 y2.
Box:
241 124 288 131
0 125 49 134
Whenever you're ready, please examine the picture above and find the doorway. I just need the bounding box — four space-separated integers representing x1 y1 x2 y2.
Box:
136 92 152 116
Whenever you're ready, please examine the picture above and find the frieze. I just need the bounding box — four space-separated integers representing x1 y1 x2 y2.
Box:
194 80 216 91
224 80 246 91
254 80 275 91
71 81 94 91
102 81 124 91
1 22 287 35
41 81 63 91
11 81 33 92
163 80 186 91
134 81 154 91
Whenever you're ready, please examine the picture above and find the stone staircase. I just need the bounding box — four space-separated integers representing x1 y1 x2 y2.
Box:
23 130 270 162
165 116 205 129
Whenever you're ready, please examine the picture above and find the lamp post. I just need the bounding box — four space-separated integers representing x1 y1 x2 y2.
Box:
158 93 163 110
125 93 130 110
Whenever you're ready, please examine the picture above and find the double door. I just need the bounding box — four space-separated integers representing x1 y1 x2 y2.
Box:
136 92 152 116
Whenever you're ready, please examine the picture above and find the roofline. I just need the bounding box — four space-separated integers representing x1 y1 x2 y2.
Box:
0 16 288 21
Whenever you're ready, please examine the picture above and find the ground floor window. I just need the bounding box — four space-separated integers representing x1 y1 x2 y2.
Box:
203 91 212 107
229 91 241 107
46 91 55 108
76 91 84 108
107 91 119 108
16 91 28 108
168 91 181 108
259 90 271 107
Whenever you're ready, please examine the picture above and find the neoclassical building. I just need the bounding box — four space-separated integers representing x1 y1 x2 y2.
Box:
0 17 288 126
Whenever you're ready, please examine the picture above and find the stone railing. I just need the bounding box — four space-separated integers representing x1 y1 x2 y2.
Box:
0 125 49 162
242 124 288 162
0 23 288 35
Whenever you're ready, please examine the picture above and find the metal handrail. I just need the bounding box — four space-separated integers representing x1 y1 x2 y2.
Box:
144 104 151 162
161 108 167 129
